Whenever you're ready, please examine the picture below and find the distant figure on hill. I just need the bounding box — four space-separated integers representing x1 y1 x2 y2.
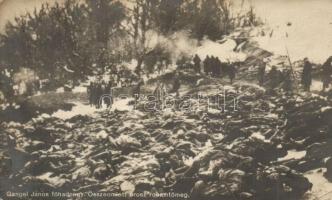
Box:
301 58 312 91
104 81 112 108
193 54 201 74
95 82 103 108
322 56 332 92
282 69 293 93
269 66 279 89
228 64 236 84
203 56 211 75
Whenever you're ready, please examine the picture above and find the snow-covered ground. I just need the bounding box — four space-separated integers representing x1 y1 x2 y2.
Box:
250 131 271 143
278 149 306 161
311 79 324 92
72 86 86 93
51 97 134 120
275 150 332 200
52 102 98 120
305 168 332 200
110 98 134 111
252 0 332 64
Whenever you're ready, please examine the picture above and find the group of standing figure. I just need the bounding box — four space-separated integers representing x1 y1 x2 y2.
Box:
257 63 293 92
256 57 332 92
87 81 113 108
256 60 307 92
192 54 237 84
87 55 332 109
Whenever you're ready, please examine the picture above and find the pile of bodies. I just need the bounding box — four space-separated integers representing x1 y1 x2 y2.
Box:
0 82 320 200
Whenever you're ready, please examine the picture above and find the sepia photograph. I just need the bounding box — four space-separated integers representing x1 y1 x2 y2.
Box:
0 0 332 199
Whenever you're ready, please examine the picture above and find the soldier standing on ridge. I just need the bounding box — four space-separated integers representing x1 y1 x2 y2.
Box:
95 81 102 108
221 62 227 76
228 64 236 84
269 66 279 89
101 80 107 102
193 54 201 74
301 58 312 91
209 56 215 76
322 56 332 92
104 81 112 108
282 69 293 93
203 56 210 75
211 56 218 77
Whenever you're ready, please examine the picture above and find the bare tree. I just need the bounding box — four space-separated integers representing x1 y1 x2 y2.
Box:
124 0 158 77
